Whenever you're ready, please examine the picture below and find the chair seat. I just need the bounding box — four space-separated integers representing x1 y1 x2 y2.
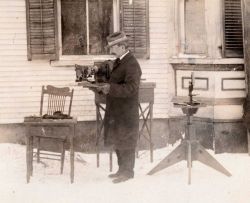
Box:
31 134 67 140
24 117 77 124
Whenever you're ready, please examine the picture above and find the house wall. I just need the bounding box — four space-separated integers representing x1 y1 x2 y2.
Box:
0 0 248 152
167 0 248 153
0 0 171 125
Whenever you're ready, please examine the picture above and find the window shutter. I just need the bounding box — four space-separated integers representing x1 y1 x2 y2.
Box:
120 0 150 59
223 0 243 58
25 0 58 60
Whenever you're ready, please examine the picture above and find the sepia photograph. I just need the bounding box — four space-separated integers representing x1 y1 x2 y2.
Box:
0 0 250 202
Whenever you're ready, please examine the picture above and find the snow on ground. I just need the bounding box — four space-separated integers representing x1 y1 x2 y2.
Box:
0 143 250 203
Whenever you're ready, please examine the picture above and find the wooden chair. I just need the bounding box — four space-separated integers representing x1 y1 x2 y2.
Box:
25 85 76 183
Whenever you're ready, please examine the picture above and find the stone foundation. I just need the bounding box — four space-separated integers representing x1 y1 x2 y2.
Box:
0 118 247 153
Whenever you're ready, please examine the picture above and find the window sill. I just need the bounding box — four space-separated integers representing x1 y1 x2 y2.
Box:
50 55 116 67
169 57 244 65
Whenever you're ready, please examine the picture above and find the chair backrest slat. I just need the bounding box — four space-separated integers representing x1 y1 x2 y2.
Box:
40 85 74 116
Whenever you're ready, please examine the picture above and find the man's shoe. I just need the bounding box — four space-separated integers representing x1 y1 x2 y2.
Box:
112 174 134 184
108 171 121 178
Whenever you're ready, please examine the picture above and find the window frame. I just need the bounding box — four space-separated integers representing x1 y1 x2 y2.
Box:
56 0 120 61
173 0 207 59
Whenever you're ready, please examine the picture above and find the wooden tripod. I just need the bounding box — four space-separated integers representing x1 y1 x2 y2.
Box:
148 105 232 184
148 77 231 184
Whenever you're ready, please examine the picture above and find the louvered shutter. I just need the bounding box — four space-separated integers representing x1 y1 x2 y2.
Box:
25 0 58 60
223 0 244 58
120 0 150 59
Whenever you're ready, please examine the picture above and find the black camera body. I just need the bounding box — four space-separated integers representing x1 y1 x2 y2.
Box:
75 60 113 83
75 65 95 82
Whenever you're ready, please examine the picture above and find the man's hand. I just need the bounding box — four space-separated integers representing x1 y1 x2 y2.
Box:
97 84 110 95
88 84 110 95
88 87 100 94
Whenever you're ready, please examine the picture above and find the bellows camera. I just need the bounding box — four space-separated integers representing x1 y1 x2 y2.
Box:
75 60 113 83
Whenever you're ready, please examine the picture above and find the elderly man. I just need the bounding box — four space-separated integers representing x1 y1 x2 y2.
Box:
95 31 142 183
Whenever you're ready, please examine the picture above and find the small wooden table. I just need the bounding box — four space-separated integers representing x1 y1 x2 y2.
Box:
93 82 156 171
24 118 77 183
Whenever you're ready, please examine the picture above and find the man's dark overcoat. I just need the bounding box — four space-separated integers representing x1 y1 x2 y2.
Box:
104 52 142 150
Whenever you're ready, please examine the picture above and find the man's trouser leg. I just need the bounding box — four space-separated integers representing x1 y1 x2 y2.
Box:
115 149 122 173
119 148 135 177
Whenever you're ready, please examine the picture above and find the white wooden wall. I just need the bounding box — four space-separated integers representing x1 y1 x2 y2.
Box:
167 0 246 120
0 0 172 124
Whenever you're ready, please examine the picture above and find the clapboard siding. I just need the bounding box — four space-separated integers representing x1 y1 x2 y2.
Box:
0 22 26 28
0 0 171 124
0 34 26 41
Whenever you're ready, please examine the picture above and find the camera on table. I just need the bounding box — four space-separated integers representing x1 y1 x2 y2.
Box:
75 60 113 83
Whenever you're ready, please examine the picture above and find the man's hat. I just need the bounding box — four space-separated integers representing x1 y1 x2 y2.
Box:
106 31 129 48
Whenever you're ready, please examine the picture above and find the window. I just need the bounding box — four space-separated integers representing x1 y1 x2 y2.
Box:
223 0 243 58
25 0 149 60
175 0 207 56
184 0 206 54
61 0 114 55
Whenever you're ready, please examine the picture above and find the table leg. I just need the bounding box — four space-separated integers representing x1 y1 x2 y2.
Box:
30 136 33 176
188 141 192 185
138 103 154 163
70 124 75 183
26 136 30 183
96 103 101 168
109 150 113 172
149 102 154 163
37 137 40 163
96 147 100 168
248 129 250 156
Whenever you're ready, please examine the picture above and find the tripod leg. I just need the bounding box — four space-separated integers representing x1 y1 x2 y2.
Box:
195 144 231 177
148 142 186 175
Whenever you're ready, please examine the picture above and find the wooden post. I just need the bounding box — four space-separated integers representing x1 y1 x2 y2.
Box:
242 0 250 155
243 0 250 97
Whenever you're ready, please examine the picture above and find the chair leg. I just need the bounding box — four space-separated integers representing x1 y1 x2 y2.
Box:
26 136 31 183
61 140 66 174
30 136 34 176
37 137 40 163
